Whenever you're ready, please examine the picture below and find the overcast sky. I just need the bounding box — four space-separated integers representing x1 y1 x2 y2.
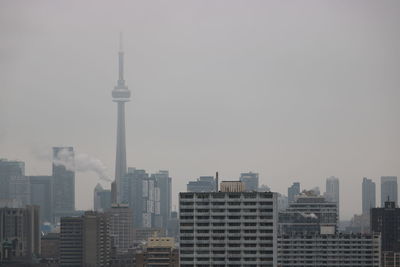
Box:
1 0 399 219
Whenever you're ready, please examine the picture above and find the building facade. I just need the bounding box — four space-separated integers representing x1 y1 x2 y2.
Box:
187 176 216 192
152 170 172 229
179 190 278 266
381 176 398 207
363 177 376 215
0 159 25 201
136 236 179 266
0 204 40 263
30 175 53 223
277 233 381 266
106 204 133 254
239 172 259 191
53 147 75 219
287 182 300 203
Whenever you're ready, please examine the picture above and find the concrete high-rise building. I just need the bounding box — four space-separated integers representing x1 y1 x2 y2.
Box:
324 176 339 215
362 177 376 215
179 189 278 266
239 172 259 191
135 236 179 267
53 147 75 219
186 176 216 192
60 211 111 267
93 183 111 212
287 182 300 202
381 176 398 207
30 175 53 223
9 175 30 206
278 233 381 267
279 190 338 235
111 35 131 204
0 159 25 200
151 170 172 229
106 204 133 254
0 204 40 262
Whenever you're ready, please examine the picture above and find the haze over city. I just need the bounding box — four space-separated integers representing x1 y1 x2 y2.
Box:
1 0 400 219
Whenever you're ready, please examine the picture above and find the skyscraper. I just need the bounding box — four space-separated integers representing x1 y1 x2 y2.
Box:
287 182 300 202
53 147 75 219
106 204 133 254
186 176 216 192
324 176 339 219
111 35 131 204
93 183 111 212
30 175 53 223
362 177 376 215
239 171 259 191
152 170 172 229
381 176 398 207
0 159 25 200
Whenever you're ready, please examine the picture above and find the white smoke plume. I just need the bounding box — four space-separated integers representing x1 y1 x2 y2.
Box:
32 147 112 182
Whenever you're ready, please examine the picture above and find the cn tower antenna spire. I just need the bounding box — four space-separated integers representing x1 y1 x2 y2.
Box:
112 33 131 204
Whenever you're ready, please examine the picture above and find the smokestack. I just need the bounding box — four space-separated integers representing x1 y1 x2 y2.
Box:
216 171 219 192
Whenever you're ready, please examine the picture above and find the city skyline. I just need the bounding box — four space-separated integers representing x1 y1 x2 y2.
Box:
1 1 400 220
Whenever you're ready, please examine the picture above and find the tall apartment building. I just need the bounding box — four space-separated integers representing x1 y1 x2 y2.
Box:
30 175 53 223
53 147 75 219
363 177 376 215
371 201 400 265
106 204 133 254
136 236 179 266
287 182 300 203
381 176 398 207
278 233 381 266
60 211 111 267
0 204 40 262
279 190 337 235
179 183 278 266
152 170 172 229
239 172 259 191
187 176 216 192
0 159 25 200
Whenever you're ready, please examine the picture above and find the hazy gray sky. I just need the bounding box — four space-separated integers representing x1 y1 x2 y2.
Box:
1 0 399 219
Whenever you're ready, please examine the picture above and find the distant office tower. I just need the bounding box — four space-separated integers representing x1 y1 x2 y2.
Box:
239 172 259 191
93 183 111 212
277 233 380 267
179 189 278 266
277 193 289 211
371 201 400 260
111 35 131 204
135 236 179 266
0 159 25 200
60 211 111 267
324 176 339 204
30 175 53 223
152 170 172 228
9 175 30 206
362 177 376 215
381 176 398 207
107 204 133 254
279 190 338 235
166 211 179 239
53 147 75 219
0 204 40 262
124 168 161 228
288 182 300 202
186 176 216 192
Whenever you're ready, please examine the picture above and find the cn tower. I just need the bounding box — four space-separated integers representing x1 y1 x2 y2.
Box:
111 34 130 204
